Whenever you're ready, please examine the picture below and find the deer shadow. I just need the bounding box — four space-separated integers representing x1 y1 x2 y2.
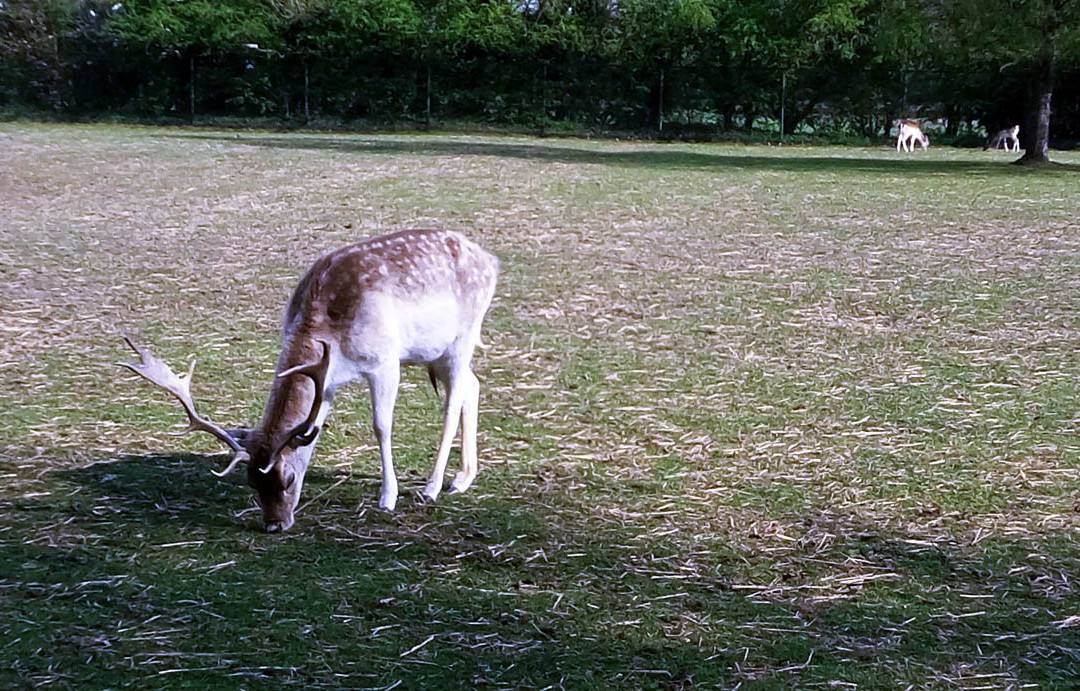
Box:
52 453 335 535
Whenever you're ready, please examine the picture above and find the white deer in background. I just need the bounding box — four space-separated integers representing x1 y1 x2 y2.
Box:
896 120 929 152
120 229 499 532
985 125 1020 152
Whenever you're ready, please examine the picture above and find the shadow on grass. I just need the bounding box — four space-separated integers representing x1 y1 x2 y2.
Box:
796 524 1080 687
50 453 321 534
174 131 1080 176
4 452 1080 686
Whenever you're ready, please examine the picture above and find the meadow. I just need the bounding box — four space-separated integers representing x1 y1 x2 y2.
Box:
2 123 1080 688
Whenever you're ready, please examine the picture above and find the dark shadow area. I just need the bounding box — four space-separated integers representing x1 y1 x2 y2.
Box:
173 131 1080 176
50 453 333 533
5 451 1080 687
742 514 1080 687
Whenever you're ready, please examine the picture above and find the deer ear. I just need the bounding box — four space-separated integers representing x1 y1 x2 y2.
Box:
227 427 253 444
239 430 267 455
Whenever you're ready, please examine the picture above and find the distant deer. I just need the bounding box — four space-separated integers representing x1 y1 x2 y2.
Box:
120 229 499 532
985 125 1020 152
896 120 929 152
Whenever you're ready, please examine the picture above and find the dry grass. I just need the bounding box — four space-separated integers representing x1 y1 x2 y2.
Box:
2 123 1080 688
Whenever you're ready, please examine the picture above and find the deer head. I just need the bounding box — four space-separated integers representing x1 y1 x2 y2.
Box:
246 340 331 532
118 336 330 532
120 229 499 533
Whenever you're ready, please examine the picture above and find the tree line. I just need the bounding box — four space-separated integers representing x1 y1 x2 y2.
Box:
3 0 1078 162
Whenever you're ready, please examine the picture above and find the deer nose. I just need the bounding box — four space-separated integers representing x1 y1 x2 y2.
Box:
264 516 294 533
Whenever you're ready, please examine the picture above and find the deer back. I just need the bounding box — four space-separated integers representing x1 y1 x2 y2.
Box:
281 229 499 371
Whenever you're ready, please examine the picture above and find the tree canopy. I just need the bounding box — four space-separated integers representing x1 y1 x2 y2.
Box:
2 0 1079 154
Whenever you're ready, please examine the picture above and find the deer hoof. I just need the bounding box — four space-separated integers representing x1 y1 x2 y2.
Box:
449 473 475 494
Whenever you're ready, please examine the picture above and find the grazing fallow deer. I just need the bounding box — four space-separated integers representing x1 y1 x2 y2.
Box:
985 125 1020 152
120 229 499 532
896 120 929 152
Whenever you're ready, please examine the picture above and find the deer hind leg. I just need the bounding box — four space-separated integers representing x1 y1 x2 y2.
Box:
449 369 480 495
422 362 469 503
367 364 401 511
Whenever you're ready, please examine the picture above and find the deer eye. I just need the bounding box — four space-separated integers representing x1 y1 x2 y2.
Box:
288 426 319 449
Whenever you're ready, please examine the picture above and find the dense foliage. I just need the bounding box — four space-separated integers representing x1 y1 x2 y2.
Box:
2 0 1079 146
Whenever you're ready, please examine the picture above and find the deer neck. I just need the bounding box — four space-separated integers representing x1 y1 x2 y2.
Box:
259 334 328 445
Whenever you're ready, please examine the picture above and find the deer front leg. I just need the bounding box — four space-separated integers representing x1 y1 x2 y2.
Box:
368 365 401 511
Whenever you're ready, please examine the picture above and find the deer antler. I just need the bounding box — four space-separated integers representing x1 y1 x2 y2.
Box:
118 336 250 475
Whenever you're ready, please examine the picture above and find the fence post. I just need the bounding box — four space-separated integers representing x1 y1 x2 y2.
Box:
425 63 432 129
189 55 196 122
540 61 548 137
303 61 310 121
658 67 665 133
780 70 786 139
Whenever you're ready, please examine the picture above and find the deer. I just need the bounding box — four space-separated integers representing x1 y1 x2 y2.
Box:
985 125 1020 152
119 229 499 532
896 120 929 152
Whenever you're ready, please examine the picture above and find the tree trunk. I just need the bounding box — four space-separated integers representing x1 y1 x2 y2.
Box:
883 106 896 140
784 94 820 136
1017 46 1057 164
721 104 735 130
303 61 309 122
944 103 959 138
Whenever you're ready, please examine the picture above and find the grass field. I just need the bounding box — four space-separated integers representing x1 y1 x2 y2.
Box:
3 123 1080 688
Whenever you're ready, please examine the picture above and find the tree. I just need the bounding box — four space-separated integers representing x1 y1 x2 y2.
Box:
932 0 1080 163
707 0 879 135
772 0 877 135
111 0 281 119
0 0 76 108
617 0 717 131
